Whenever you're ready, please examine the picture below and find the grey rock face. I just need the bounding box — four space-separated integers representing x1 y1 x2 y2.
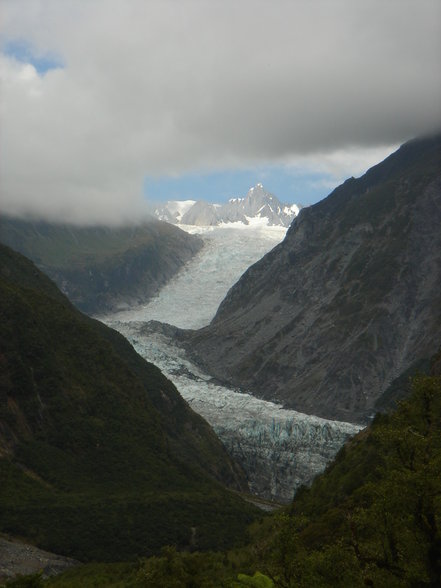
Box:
0 537 78 582
155 183 301 227
181 200 221 226
218 183 300 227
154 200 196 224
182 135 441 423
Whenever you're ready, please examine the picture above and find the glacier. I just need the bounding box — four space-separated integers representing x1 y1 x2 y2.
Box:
104 225 360 502
107 223 287 329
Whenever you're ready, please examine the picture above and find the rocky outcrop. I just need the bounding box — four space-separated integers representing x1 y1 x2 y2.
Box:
0 217 203 314
181 134 441 423
180 200 222 226
0 536 78 582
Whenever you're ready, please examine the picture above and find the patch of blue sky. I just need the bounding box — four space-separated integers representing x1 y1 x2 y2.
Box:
2 39 63 74
143 165 341 206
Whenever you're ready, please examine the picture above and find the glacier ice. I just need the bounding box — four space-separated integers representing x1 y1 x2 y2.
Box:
107 224 286 329
103 226 360 502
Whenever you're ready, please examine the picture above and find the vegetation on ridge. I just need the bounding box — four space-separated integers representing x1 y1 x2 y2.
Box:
0 244 257 563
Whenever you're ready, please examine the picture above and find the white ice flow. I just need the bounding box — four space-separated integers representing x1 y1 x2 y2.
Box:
104 224 360 502
109 223 287 329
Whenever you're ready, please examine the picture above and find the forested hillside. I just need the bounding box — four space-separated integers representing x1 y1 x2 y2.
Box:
0 244 257 563
36 353 441 587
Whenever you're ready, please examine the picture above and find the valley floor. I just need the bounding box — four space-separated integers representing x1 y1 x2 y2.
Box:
103 225 360 502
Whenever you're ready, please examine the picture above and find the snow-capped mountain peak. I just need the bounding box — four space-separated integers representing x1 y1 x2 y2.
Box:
154 184 302 228
154 199 196 224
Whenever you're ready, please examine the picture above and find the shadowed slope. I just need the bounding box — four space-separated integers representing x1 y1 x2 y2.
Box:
0 218 203 314
0 244 256 562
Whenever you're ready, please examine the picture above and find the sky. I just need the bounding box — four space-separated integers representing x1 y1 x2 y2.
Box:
1 0 440 225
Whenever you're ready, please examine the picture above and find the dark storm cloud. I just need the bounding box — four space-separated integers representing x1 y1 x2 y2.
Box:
1 0 440 223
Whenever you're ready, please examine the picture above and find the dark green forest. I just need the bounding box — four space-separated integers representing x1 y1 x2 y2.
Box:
4 361 440 587
0 244 257 564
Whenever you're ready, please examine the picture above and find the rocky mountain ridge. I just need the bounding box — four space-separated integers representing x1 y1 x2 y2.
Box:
154 183 301 227
179 134 441 423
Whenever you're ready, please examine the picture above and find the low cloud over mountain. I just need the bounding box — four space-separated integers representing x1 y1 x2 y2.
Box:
1 0 440 224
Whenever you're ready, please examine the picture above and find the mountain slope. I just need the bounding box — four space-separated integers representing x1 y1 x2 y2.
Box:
155 183 301 227
0 217 203 315
0 244 256 562
44 355 441 587
248 357 441 587
181 134 441 423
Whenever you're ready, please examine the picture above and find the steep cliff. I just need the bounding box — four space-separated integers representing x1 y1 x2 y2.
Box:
182 134 441 423
0 217 203 315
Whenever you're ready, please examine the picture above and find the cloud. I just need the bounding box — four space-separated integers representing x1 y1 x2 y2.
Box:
1 0 440 224
282 144 402 183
